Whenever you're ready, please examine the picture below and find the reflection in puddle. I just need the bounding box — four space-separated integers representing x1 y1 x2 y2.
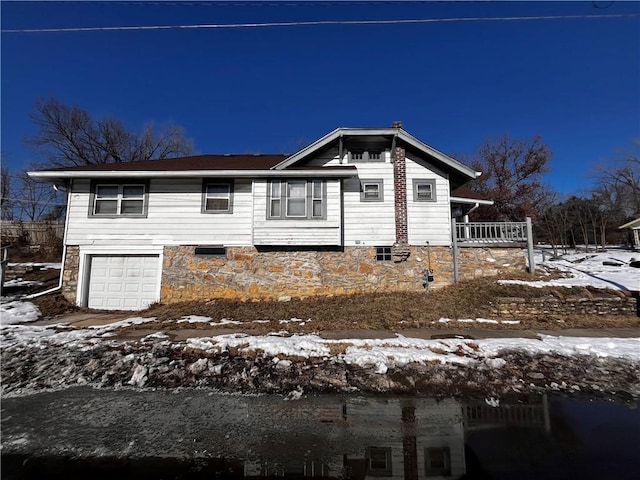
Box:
2 390 638 479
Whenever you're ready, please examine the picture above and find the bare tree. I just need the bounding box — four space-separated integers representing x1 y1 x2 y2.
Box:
469 134 552 221
14 169 61 221
28 97 193 168
591 142 640 220
1 164 15 220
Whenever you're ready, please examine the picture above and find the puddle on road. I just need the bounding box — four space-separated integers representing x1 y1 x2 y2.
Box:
2 388 639 479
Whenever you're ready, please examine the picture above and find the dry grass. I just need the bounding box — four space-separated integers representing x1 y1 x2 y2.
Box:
26 273 639 333
126 277 637 333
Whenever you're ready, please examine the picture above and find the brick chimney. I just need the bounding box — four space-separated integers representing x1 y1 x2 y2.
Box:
392 121 403 129
392 144 410 262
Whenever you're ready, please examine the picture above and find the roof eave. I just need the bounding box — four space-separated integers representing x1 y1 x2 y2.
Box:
450 196 494 206
618 217 640 229
27 168 358 183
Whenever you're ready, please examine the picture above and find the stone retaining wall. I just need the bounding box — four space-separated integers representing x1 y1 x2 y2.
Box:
491 293 637 318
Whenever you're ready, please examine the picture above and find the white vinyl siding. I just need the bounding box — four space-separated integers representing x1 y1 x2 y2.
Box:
253 179 341 245
66 149 452 250
406 155 451 246
342 163 396 245
67 179 253 246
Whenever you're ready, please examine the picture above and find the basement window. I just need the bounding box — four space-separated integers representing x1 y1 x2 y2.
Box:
375 246 392 261
194 246 226 257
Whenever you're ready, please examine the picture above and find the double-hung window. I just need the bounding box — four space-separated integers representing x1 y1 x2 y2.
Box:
413 179 437 202
361 179 383 202
268 180 325 220
92 183 147 216
202 182 233 213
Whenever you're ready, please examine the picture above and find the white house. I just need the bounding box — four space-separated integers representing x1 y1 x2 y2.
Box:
30 124 522 311
619 217 640 250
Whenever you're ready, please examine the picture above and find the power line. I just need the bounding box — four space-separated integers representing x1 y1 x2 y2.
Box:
41 1 451 6
3 13 638 34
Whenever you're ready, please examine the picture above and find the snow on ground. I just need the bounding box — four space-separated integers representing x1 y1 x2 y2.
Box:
7 262 61 270
0 301 41 325
2 279 43 288
500 247 640 291
1 247 638 391
2 314 638 376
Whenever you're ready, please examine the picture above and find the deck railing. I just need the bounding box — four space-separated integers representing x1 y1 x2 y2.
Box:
455 221 528 245
463 397 550 432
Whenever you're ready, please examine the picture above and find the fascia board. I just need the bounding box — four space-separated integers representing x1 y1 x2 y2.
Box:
450 196 494 205
27 169 358 182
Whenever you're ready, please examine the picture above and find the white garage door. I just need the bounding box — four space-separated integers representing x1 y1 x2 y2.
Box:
88 255 160 310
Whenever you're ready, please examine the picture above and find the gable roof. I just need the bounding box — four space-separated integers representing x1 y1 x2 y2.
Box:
28 127 479 188
274 127 480 187
41 154 289 172
28 154 357 183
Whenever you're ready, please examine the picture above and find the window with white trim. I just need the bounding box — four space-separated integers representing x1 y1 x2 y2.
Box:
203 181 233 213
413 179 437 202
360 179 383 202
91 183 147 216
268 180 326 220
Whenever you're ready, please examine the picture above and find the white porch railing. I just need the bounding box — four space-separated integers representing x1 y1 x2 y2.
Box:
455 221 528 245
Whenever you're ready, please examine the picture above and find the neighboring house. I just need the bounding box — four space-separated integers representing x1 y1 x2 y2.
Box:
29 124 525 311
619 217 640 250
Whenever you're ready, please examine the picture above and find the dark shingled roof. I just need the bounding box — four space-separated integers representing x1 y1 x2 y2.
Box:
451 186 491 201
45 154 291 172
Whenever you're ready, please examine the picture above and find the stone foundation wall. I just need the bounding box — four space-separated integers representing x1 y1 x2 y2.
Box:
61 245 80 304
160 245 528 302
457 247 528 281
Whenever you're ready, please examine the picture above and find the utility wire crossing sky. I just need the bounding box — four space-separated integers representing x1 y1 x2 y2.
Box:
2 1 639 195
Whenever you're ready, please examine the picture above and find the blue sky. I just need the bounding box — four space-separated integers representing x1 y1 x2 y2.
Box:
2 1 639 194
